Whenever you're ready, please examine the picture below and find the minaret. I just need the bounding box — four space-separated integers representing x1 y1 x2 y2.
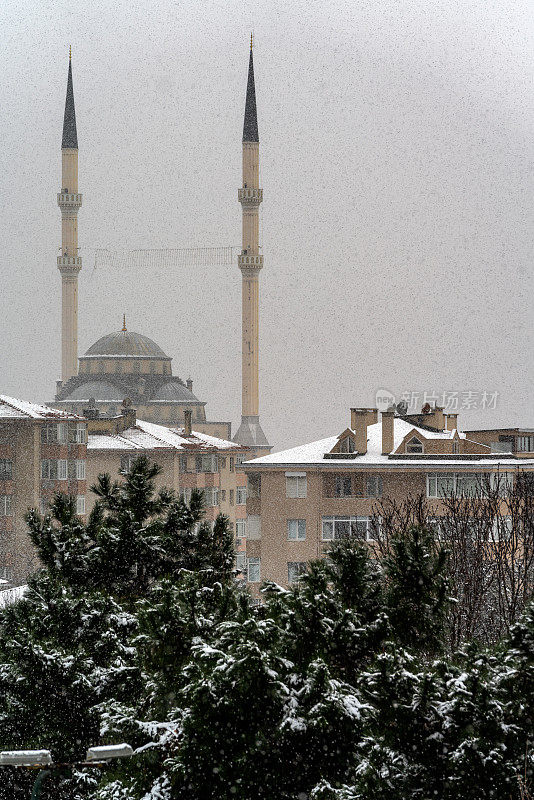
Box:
57 47 82 385
234 37 270 454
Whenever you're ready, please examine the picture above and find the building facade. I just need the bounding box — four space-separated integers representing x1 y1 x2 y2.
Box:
242 406 534 589
86 405 250 570
0 396 87 585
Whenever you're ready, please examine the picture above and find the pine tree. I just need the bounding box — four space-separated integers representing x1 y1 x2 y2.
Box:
383 524 451 654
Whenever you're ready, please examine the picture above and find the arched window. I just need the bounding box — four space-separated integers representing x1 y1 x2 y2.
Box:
406 436 424 454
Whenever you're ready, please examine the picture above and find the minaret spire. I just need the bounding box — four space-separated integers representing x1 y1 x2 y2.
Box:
242 40 259 143
234 39 270 455
61 50 78 149
56 50 82 387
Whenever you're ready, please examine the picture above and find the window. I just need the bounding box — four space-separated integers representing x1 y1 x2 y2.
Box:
517 435 534 452
406 437 424 453
179 455 189 472
77 423 87 443
247 557 261 583
76 495 85 515
366 475 383 497
39 497 47 515
230 457 235 472
180 488 193 504
322 515 373 541
236 454 246 466
286 473 307 498
236 553 247 574
456 473 482 498
490 472 514 497
340 436 356 453
203 488 219 507
490 516 513 542
75 459 86 480
288 562 307 584
236 486 247 505
452 441 459 454
229 489 234 506
41 423 68 443
287 519 306 541
335 476 352 497
41 459 67 480
196 455 218 473
427 474 455 498
247 474 261 498
120 456 136 472
219 457 226 469
220 489 226 502
236 519 247 539
0 460 13 479
0 495 13 516
427 473 493 498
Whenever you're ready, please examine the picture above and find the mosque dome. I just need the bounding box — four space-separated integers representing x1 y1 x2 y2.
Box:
84 330 169 359
152 382 199 402
62 381 124 402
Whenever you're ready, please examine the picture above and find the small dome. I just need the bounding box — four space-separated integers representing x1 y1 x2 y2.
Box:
152 382 200 403
85 331 169 359
62 381 124 402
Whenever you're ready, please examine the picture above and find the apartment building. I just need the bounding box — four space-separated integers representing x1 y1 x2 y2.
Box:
86 406 250 569
0 396 87 585
242 406 534 589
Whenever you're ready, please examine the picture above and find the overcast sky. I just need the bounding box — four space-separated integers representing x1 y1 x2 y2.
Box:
1 0 533 450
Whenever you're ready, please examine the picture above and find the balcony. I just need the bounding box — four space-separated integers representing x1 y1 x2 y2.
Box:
238 253 263 271
238 187 262 205
57 192 82 209
57 256 82 270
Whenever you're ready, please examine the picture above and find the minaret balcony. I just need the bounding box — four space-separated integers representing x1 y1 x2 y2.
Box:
238 253 263 271
238 187 263 205
57 255 82 270
57 192 82 209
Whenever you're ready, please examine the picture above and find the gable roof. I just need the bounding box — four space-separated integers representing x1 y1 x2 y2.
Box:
245 417 534 469
0 395 83 421
88 418 245 454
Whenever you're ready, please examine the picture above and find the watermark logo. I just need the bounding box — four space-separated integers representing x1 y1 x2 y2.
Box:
375 389 396 412
374 389 498 413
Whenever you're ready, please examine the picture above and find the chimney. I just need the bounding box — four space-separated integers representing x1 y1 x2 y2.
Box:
121 398 136 430
83 407 100 420
381 410 395 454
423 406 446 431
184 408 192 436
186 377 193 393
350 408 372 454
445 413 458 431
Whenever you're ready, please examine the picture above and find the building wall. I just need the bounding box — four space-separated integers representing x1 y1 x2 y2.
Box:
244 465 529 590
0 418 87 586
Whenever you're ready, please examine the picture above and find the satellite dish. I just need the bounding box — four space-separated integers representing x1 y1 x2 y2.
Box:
422 402 431 414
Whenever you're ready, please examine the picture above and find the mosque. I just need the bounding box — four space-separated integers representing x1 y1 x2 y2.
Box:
51 43 270 452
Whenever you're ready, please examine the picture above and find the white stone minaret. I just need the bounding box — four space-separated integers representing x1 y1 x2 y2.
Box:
234 38 270 454
57 47 82 384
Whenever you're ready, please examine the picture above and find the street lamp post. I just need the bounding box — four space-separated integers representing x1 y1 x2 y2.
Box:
0 744 133 799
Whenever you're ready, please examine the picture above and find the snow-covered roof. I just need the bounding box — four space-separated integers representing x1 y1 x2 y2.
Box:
0 584 27 608
88 418 244 453
246 418 534 470
0 396 83 421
